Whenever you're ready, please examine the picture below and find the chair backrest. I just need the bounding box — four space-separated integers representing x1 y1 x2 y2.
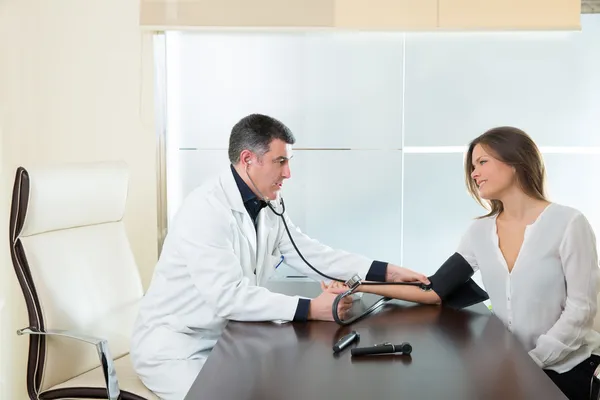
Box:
9 161 144 394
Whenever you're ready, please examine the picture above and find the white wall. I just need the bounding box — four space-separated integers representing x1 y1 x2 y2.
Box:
0 1 157 398
0 99 7 399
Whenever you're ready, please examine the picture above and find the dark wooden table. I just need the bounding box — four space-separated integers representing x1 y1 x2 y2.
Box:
185 281 567 400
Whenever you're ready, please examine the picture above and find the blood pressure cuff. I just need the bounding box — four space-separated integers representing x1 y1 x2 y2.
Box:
427 252 489 309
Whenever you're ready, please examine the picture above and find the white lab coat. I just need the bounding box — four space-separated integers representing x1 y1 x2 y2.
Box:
130 168 374 399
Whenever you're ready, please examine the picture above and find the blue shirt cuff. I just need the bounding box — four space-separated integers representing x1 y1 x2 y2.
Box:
293 298 310 322
365 260 388 282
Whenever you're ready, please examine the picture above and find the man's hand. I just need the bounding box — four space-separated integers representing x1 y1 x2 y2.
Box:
308 285 352 321
320 280 348 292
386 264 430 285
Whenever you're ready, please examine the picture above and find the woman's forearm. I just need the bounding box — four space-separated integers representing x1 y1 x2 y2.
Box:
357 283 442 305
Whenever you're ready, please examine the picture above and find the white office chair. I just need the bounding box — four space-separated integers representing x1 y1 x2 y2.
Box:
9 161 158 400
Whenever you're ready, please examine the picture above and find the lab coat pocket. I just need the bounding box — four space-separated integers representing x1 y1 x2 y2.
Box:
260 254 285 283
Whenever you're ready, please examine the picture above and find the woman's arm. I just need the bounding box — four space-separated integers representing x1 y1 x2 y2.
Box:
357 283 442 305
321 223 484 308
528 213 600 368
322 249 485 308
322 281 441 305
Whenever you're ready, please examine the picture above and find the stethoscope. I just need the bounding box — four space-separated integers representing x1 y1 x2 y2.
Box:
245 164 431 326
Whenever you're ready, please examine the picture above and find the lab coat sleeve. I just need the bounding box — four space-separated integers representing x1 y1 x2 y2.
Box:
275 212 373 282
177 200 302 323
529 213 600 368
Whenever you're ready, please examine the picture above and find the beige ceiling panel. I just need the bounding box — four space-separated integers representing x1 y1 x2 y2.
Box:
140 0 335 28
334 0 438 29
438 0 581 30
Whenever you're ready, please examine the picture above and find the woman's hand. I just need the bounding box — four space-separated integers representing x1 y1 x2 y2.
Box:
386 264 430 285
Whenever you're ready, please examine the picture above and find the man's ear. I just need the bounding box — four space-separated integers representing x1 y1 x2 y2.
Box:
239 150 254 167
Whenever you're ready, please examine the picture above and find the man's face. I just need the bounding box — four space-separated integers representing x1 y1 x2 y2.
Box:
246 139 292 201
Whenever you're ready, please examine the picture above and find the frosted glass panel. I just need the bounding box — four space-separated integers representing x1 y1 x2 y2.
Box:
402 153 484 280
279 149 403 270
167 32 305 150
544 153 600 254
166 31 404 150
300 34 404 149
167 149 230 222
404 15 600 147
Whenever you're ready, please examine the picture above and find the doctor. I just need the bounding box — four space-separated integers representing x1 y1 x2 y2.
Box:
131 113 429 399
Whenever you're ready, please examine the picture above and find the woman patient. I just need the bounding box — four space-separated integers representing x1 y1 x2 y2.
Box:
325 126 600 400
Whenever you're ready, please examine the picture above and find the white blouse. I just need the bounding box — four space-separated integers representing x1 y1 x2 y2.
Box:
458 202 600 373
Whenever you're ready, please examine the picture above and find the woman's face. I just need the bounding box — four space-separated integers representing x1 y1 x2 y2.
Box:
470 144 516 200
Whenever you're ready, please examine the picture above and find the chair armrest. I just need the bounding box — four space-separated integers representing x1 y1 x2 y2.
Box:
17 327 120 400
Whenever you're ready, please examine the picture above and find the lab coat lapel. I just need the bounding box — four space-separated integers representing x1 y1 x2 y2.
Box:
219 169 257 259
255 209 272 282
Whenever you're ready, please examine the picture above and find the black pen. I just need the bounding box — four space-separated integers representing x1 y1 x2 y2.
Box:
351 342 412 357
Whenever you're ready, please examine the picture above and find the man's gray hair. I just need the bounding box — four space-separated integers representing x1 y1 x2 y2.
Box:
228 114 296 164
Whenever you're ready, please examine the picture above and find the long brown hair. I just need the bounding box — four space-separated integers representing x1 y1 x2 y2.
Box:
465 126 548 218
